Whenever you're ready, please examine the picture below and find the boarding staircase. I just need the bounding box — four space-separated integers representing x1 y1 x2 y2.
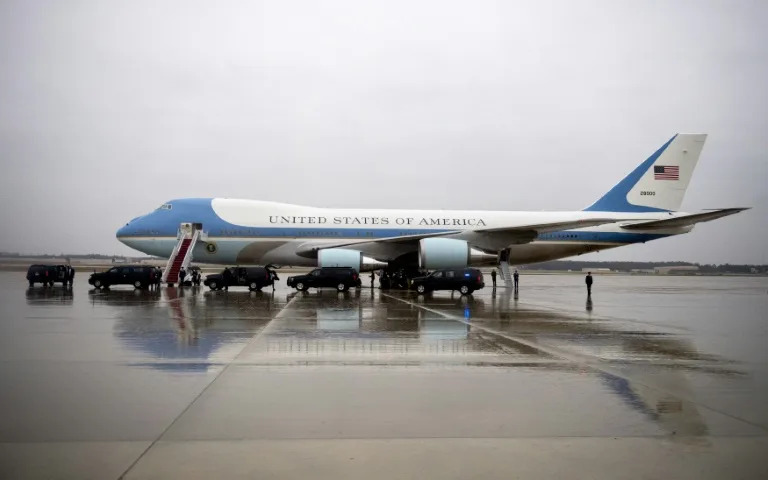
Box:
162 223 201 286
499 260 514 288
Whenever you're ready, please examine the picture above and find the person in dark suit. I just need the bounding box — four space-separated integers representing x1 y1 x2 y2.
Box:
179 268 187 287
585 272 593 297
222 267 234 291
513 269 519 292
65 265 75 287
490 269 497 288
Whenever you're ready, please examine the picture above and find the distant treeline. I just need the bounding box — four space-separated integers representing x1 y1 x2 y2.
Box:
0 252 134 260
526 260 767 274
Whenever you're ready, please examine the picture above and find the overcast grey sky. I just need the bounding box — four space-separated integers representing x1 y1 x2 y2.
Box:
0 0 766 263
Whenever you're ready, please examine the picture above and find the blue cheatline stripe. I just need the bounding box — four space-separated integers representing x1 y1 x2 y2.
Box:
537 231 669 243
584 135 676 213
208 227 453 239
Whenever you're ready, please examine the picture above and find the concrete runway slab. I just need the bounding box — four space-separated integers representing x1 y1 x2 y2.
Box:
0 272 766 478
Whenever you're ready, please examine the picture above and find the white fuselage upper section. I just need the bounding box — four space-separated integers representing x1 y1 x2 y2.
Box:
210 198 668 233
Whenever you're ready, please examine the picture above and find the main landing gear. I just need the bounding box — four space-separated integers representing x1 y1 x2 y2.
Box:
378 266 425 290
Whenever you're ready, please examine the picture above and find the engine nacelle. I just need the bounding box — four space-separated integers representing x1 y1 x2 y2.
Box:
419 238 496 269
317 248 387 272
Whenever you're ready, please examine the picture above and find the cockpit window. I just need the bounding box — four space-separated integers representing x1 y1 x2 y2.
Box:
157 204 173 211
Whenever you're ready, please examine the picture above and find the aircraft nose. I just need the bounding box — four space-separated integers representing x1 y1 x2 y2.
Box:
117 215 142 240
116 223 132 240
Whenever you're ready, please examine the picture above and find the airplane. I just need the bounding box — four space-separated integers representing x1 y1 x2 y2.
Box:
116 133 747 274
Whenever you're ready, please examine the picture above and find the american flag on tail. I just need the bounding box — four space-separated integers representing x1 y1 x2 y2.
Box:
654 165 679 180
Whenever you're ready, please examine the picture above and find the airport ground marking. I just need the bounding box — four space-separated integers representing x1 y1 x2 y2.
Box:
118 293 301 479
381 292 768 434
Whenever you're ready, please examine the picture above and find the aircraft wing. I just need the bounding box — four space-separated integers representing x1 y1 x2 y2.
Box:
472 218 623 234
295 217 623 257
620 208 748 230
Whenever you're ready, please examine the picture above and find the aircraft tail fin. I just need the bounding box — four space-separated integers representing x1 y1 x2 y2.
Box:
584 133 707 212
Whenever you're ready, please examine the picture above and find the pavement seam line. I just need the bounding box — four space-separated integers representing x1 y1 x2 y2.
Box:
117 295 299 480
381 292 768 434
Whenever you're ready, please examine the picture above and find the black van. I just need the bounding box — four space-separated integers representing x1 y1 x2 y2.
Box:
204 266 274 291
411 268 485 295
26 265 61 287
88 265 158 290
287 267 359 292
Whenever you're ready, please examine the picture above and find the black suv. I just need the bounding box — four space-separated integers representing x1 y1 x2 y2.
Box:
88 265 158 290
27 265 66 287
411 268 485 295
204 267 275 291
287 267 359 292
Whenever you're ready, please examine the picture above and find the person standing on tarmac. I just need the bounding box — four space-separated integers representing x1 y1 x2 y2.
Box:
513 269 519 292
490 269 497 288
585 271 593 297
222 267 233 291
65 265 75 288
370 271 376 289
179 267 186 287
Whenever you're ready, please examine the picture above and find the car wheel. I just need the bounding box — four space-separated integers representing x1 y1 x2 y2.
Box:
209 281 218 290
416 284 426 294
337 283 347 292
249 281 258 291
296 282 306 291
459 285 470 295
134 280 142 289
94 279 102 288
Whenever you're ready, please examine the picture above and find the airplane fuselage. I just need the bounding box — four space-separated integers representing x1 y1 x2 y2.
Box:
117 198 690 266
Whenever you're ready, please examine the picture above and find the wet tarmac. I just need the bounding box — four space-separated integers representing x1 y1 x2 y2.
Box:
1 272 767 479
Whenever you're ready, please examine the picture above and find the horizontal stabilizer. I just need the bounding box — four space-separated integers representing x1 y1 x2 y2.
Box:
620 208 749 230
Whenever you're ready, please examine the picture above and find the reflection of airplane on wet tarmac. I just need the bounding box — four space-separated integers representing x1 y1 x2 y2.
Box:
117 134 746 285
103 288 727 437
100 288 274 371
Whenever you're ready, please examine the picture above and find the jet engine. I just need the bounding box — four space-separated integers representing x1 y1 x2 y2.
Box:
418 238 496 269
317 248 387 272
